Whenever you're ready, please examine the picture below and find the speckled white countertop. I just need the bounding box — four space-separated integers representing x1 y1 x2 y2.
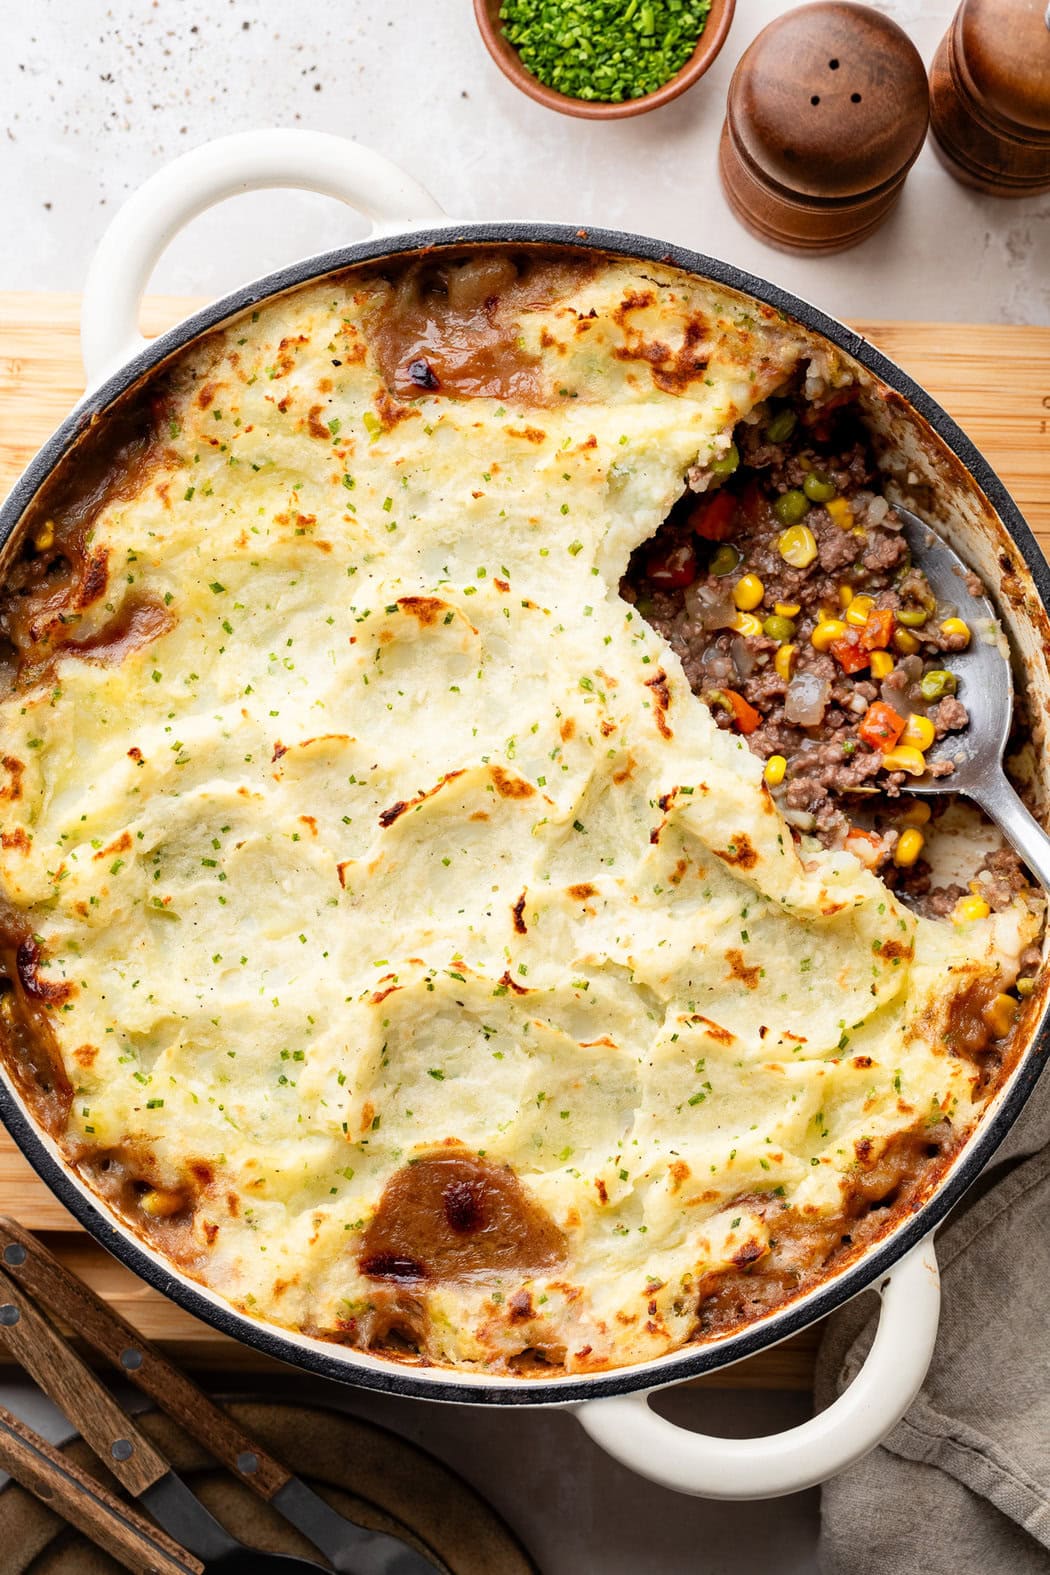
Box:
0 4 1047 1572
1 0 1048 324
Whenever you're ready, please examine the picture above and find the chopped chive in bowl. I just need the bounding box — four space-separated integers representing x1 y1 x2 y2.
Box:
498 0 713 104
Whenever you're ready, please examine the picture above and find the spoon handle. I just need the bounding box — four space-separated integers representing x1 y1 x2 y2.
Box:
969 770 1050 895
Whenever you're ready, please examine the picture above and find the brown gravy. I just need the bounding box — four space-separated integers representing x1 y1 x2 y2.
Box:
0 906 73 1131
364 249 592 406
360 1148 566 1283
0 384 172 691
69 594 176 667
692 1125 952 1339
944 976 1001 1060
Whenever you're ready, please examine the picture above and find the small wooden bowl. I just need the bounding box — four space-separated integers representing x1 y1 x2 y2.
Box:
473 0 736 120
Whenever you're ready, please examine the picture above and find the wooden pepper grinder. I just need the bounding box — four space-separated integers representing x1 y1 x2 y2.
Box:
929 0 1050 197
719 2 929 253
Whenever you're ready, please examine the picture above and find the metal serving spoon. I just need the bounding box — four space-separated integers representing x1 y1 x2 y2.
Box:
895 505 1050 891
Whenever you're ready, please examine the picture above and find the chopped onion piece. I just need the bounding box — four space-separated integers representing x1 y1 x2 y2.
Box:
784 670 832 726
730 635 756 679
684 580 736 631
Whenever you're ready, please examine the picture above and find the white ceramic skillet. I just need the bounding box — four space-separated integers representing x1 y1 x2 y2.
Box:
2 130 1049 1502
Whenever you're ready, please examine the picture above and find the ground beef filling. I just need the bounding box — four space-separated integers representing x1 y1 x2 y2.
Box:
621 387 1023 908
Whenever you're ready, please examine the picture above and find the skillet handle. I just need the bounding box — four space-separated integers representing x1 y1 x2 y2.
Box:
80 128 446 388
574 1232 940 1500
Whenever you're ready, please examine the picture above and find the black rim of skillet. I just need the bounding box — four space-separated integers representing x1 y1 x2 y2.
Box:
1 221 1048 1408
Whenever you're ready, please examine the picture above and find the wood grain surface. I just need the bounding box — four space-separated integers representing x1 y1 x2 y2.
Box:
0 293 1047 1387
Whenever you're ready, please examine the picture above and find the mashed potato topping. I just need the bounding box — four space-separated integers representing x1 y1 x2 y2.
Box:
0 250 1036 1374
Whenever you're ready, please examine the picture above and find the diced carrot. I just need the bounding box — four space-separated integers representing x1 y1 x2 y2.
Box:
861 608 895 650
858 701 906 752
718 689 762 734
844 827 884 868
803 388 856 442
689 489 737 541
733 479 766 529
830 632 870 673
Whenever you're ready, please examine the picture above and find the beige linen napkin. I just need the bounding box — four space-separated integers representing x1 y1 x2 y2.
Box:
817 1077 1050 1574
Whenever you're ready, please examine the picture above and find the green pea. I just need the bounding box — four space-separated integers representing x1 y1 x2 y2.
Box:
763 614 796 642
773 489 811 527
897 606 929 628
802 469 837 503
920 669 957 701
709 544 741 578
710 442 740 478
765 407 797 444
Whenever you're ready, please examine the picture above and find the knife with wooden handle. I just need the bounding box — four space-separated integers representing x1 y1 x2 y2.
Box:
0 1219 439 1574
0 1218 290 1498
0 1260 252 1563
0 1402 203 1575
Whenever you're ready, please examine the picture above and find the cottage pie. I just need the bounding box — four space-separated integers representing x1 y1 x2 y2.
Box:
0 249 1040 1375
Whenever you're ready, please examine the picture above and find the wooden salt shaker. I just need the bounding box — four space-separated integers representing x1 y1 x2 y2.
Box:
929 0 1050 197
719 2 929 253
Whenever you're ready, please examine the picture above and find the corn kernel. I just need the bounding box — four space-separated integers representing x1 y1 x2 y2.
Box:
774 643 797 681
838 584 854 608
870 650 895 679
730 611 763 638
954 894 990 923
893 828 925 867
817 605 838 623
777 524 818 568
826 497 854 530
140 1187 185 1220
733 573 765 612
881 745 927 776
982 992 1018 1039
900 798 931 826
32 521 55 552
763 754 787 787
774 601 801 618
1017 976 1036 998
846 595 875 627
893 629 920 656
940 617 971 647
901 714 936 751
811 619 848 651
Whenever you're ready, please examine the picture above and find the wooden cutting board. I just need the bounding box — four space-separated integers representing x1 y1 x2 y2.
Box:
0 295 1048 1387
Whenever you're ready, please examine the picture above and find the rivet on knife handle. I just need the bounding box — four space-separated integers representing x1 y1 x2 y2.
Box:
0 1404 204 1575
0 1260 170 1501
0 1217 290 1499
